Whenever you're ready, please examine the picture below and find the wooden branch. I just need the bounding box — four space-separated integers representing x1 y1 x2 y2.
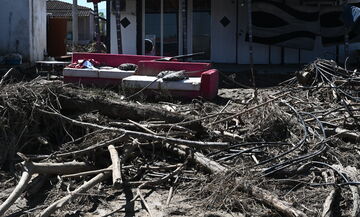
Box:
139 92 288 128
246 185 307 217
108 145 122 188
31 161 92 175
57 90 203 132
213 130 243 140
210 92 290 126
166 176 179 206
0 68 16 86
214 100 232 122
39 171 111 217
0 162 33 216
137 188 154 217
38 109 229 149
28 135 127 160
321 188 340 217
62 167 112 179
131 164 184 216
164 144 307 217
128 119 157 135
140 164 182 171
165 144 227 173
110 121 196 135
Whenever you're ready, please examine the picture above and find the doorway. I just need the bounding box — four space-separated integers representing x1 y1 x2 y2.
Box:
47 18 67 57
189 0 211 60
141 0 212 59
211 0 236 63
143 0 180 57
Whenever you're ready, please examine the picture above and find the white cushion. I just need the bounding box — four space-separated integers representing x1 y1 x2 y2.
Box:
122 75 201 91
63 68 99 78
99 68 135 79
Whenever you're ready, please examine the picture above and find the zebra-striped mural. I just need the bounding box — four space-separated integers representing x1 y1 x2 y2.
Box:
249 1 360 50
250 1 318 50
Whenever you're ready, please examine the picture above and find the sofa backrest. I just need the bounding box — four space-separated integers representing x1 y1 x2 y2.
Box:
71 53 160 67
137 61 212 77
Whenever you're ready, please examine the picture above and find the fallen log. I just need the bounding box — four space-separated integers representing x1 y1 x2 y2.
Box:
57 88 203 132
38 109 229 149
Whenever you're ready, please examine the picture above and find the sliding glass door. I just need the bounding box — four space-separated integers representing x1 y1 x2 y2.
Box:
164 0 179 56
142 0 211 59
192 0 211 60
144 0 161 56
144 0 179 57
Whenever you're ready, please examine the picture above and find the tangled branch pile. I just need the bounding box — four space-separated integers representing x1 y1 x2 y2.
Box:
0 59 360 217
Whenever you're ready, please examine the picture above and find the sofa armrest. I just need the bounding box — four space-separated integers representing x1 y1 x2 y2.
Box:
200 69 219 100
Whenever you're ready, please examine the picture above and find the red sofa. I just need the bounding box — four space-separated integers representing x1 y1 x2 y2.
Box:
63 52 219 99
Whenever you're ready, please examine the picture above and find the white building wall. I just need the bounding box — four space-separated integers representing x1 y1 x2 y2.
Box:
0 0 46 62
0 0 31 61
211 0 237 63
29 0 47 62
114 0 355 64
110 0 137 54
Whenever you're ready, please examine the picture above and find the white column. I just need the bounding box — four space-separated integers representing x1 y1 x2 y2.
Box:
72 0 79 46
160 0 164 56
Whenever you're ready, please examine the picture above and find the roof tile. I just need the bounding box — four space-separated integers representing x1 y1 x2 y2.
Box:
47 0 93 17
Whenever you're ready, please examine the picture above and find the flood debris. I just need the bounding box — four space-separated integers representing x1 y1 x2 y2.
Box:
0 59 360 216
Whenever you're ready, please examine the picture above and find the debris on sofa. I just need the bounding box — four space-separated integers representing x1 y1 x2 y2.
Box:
67 59 101 69
118 63 138 71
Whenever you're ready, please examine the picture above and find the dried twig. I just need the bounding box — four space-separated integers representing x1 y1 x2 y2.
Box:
0 68 16 86
108 145 123 188
39 171 111 217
